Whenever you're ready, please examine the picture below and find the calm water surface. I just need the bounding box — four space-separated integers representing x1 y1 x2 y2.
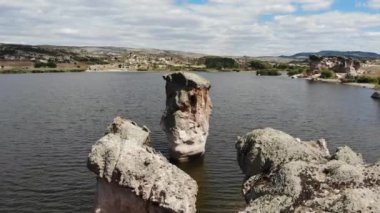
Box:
0 72 379 212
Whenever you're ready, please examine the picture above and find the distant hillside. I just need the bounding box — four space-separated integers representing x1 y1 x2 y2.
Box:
285 51 380 59
0 43 207 58
0 43 242 73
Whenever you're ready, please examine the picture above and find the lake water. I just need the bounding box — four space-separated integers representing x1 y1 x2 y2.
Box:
0 72 379 213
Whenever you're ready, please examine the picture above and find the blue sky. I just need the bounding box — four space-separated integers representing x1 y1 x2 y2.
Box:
0 0 379 56
182 0 377 12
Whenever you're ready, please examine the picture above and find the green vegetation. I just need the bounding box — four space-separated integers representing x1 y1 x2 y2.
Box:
168 65 182 72
309 54 322 61
343 76 380 85
287 69 305 76
204 57 238 70
248 60 307 77
356 76 379 84
276 64 308 76
71 56 108 65
249 60 272 70
320 68 334 79
87 57 109 65
256 69 281 76
0 67 86 74
34 60 57 68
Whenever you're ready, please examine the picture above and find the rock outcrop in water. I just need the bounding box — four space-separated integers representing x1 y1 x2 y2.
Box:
87 117 198 213
372 91 380 99
236 128 380 212
309 55 364 77
161 72 212 161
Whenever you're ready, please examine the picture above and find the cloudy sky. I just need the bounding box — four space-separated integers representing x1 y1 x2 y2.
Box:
0 0 379 56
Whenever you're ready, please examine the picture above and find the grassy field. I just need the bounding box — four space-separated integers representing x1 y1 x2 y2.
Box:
0 68 86 74
0 60 88 74
363 64 380 78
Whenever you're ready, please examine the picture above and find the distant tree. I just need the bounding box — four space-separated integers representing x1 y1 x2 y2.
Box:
118 64 122 68
309 54 321 61
34 61 57 68
46 61 57 68
287 67 306 76
356 76 379 84
204 57 238 70
320 68 334 79
1 65 4 69
34 62 45 68
249 60 272 70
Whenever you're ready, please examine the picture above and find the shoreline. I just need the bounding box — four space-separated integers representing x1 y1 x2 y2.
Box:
0 69 377 91
0 68 86 74
305 78 376 89
84 69 248 73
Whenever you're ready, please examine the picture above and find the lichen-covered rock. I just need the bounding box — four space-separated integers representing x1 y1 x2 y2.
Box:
161 72 212 161
235 128 330 178
332 146 364 165
236 128 380 213
88 117 198 213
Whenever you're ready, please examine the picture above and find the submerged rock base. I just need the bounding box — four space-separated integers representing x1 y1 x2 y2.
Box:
161 72 212 162
236 128 380 212
88 117 198 213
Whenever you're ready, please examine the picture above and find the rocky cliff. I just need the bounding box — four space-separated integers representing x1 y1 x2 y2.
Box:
309 55 364 77
87 117 198 213
236 128 380 212
161 72 212 162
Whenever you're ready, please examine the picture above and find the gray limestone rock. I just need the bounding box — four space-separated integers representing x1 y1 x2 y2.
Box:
332 146 364 165
161 72 212 161
88 117 198 213
235 128 330 178
309 55 364 77
236 128 380 212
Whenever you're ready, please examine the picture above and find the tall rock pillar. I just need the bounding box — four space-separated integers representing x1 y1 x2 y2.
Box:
161 72 212 162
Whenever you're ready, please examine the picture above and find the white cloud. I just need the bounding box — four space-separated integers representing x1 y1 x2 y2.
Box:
0 0 379 56
298 0 335 11
367 0 380 9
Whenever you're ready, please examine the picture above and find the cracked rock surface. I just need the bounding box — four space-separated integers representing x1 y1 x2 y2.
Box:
161 72 212 161
236 128 380 213
88 117 198 213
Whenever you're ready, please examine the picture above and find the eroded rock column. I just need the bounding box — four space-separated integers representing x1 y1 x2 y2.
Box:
87 117 198 213
161 72 212 161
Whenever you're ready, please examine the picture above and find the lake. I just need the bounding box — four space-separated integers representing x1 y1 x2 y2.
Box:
0 72 379 212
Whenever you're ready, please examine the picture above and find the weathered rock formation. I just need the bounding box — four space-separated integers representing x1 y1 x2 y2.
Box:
161 72 212 161
372 91 380 99
236 128 380 212
88 117 198 213
309 55 364 77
